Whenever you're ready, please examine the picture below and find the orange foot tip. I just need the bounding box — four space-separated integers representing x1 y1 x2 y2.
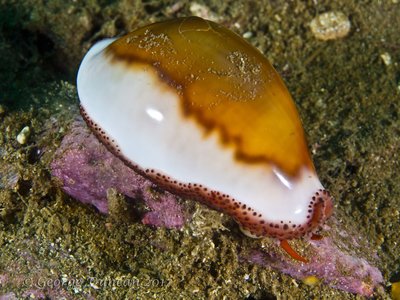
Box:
280 239 308 263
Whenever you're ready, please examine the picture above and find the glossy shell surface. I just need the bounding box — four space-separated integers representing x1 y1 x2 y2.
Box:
77 17 333 239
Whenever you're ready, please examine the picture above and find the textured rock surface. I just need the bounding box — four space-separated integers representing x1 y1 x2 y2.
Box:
241 216 383 297
51 119 383 297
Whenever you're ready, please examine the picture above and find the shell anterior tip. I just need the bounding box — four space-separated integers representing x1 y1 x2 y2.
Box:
310 189 334 229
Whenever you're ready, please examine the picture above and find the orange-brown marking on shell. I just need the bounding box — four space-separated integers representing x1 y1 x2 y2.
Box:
104 16 314 178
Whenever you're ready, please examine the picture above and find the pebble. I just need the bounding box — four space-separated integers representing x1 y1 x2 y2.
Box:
16 126 30 145
380 52 392 66
310 11 351 41
302 275 320 286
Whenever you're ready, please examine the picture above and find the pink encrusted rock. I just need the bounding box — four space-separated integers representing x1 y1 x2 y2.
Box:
240 216 383 297
50 119 188 229
50 118 383 297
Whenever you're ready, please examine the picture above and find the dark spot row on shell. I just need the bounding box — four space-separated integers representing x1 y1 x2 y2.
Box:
145 168 330 239
80 106 121 155
81 105 330 240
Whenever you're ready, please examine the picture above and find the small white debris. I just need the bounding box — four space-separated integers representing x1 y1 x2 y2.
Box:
189 2 219 22
274 14 282 22
16 126 30 145
233 22 241 29
165 2 184 14
242 31 252 39
310 11 351 41
380 52 392 66
90 282 99 290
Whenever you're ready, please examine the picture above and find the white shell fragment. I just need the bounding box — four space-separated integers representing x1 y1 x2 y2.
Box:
310 11 351 41
17 126 30 145
380 52 392 66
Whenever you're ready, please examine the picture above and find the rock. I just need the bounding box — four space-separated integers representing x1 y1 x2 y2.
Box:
50 118 384 297
240 215 383 297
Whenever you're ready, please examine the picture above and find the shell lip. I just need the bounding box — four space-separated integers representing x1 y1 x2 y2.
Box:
80 103 334 241
239 188 334 240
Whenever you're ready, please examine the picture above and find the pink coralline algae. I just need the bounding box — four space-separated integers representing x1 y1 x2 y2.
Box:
240 217 383 297
50 119 188 229
50 119 383 297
